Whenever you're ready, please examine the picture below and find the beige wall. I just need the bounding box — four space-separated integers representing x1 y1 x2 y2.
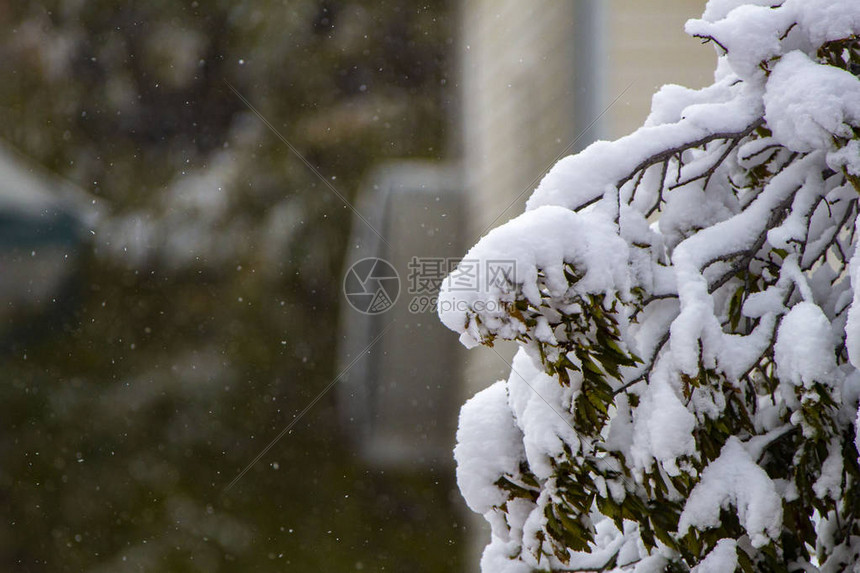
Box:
608 0 714 138
460 1 714 234
459 0 579 236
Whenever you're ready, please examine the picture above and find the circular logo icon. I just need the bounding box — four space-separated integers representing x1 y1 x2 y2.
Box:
343 257 400 315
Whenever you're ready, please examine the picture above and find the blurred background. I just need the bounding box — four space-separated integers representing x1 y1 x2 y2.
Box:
0 1 712 572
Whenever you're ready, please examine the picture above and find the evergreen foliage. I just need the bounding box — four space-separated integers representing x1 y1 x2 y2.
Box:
442 2 860 571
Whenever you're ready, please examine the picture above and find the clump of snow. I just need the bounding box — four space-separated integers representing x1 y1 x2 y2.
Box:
812 439 844 501
699 0 772 22
846 235 860 369
856 408 860 455
774 301 836 387
437 205 630 349
693 539 738 573
678 438 782 548
793 0 860 46
686 4 791 81
507 349 579 480
827 140 860 177
765 51 860 153
630 356 697 470
454 381 525 514
480 537 533 573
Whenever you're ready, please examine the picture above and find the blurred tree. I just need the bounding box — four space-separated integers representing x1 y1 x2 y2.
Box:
0 1 460 571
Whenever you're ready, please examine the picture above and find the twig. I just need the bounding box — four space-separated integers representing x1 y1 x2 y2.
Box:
616 120 763 190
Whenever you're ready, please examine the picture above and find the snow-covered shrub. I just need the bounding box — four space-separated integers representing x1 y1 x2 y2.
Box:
439 1 860 571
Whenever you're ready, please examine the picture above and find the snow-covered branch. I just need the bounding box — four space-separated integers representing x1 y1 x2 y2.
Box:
441 1 860 571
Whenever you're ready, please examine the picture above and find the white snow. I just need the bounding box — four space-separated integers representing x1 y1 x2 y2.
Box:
846 240 860 369
765 51 860 153
437 205 630 349
630 356 697 470
774 301 836 387
812 439 844 501
442 0 860 569
693 539 738 573
454 381 526 515
678 438 782 548
507 348 580 480
686 4 791 81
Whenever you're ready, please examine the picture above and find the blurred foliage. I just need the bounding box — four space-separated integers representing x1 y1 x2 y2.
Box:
0 1 462 571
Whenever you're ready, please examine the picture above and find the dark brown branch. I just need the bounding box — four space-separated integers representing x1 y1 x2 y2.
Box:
779 21 798 41
572 193 605 213
630 292 678 322
693 34 728 53
615 178 800 394
617 119 764 191
707 190 797 295
668 140 736 190
802 198 857 270
739 143 780 164
613 330 671 396
645 159 671 218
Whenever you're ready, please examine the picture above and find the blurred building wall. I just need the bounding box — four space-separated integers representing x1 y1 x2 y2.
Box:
460 0 713 239
607 0 715 139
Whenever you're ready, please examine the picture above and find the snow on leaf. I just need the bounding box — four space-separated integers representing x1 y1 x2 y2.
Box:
454 381 526 515
774 300 836 387
677 438 782 548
